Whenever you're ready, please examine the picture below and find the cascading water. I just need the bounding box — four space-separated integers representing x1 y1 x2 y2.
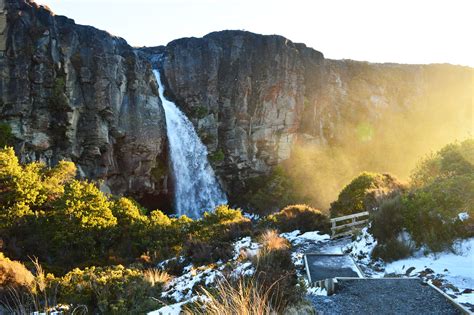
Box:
153 70 227 218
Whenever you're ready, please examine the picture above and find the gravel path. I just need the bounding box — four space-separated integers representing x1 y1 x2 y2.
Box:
309 278 462 315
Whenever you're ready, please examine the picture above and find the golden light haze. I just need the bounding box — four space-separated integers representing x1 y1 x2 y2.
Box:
284 64 473 210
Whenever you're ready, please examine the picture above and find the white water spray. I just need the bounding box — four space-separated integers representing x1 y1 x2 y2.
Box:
153 70 227 218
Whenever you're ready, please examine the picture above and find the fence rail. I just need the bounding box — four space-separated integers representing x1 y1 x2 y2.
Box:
330 211 369 238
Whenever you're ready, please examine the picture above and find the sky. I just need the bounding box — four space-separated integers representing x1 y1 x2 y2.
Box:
34 0 473 66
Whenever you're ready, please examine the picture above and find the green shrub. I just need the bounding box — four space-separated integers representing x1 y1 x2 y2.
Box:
370 139 474 256
330 172 406 217
110 197 149 260
0 148 255 274
193 106 208 119
371 238 412 262
243 166 305 215
183 205 251 264
0 123 13 147
266 204 330 233
49 77 69 110
183 239 234 265
58 265 163 314
402 174 473 251
370 196 405 244
209 149 225 163
410 139 474 187
194 205 252 242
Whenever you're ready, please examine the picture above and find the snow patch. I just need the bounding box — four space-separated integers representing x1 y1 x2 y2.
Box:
231 261 255 278
343 227 377 264
232 236 260 260
148 300 189 315
384 238 474 290
281 230 330 246
458 212 469 221
162 267 222 302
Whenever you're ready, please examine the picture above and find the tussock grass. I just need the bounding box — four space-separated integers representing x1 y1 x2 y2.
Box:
258 230 290 254
186 277 279 315
143 268 172 287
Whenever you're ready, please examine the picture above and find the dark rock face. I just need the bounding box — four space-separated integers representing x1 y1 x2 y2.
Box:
141 31 325 200
0 0 170 206
141 30 473 207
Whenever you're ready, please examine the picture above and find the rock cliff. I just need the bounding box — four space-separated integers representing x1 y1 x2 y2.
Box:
1 1 471 213
0 0 171 208
141 30 472 208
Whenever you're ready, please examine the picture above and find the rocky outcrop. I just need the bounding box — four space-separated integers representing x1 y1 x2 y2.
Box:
1 0 471 213
141 30 473 207
141 31 324 200
0 0 170 207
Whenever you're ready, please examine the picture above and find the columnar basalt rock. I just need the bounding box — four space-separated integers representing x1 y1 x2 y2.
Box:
0 0 170 207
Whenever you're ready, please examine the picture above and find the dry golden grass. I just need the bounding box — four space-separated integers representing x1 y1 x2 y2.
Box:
0 252 35 289
185 277 278 315
259 230 290 253
143 268 172 287
0 257 85 314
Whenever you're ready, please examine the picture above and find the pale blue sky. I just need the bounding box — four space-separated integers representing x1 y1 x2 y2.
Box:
35 0 473 66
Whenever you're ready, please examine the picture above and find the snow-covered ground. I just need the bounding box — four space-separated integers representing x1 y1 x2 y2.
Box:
149 228 474 314
341 228 473 309
381 238 474 307
149 236 260 314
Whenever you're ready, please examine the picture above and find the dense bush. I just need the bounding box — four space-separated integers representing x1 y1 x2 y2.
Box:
0 147 253 272
371 238 412 262
242 166 305 215
370 196 405 245
183 205 251 265
330 172 406 217
266 204 330 233
401 174 473 251
371 139 474 258
58 265 164 313
410 139 474 187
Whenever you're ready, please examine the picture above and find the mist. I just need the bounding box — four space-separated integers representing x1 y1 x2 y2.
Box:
283 63 473 210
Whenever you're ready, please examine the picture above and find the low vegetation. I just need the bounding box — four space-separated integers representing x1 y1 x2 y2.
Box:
242 166 306 215
0 139 472 312
370 139 474 260
188 277 276 315
266 204 330 233
330 172 406 217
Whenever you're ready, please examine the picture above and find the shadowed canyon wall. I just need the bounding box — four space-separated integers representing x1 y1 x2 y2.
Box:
0 0 171 209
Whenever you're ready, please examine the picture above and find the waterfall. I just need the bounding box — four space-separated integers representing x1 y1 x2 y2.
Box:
153 70 227 218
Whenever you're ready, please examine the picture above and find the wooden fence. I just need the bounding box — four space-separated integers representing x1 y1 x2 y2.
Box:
330 211 369 238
